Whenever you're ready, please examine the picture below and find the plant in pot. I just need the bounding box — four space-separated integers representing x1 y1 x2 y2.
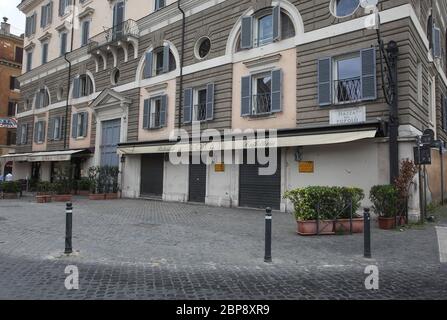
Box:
77 178 91 196
1 181 21 199
88 166 105 200
36 181 53 203
105 166 120 199
369 185 399 230
335 187 365 234
284 186 337 236
394 159 418 226
52 166 73 202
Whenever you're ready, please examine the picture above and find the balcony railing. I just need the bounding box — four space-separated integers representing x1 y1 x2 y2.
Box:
252 93 272 115
88 19 139 51
194 103 207 122
334 77 362 104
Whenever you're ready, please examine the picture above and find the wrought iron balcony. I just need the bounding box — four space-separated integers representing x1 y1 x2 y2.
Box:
88 19 140 70
252 93 272 115
194 103 207 122
334 77 362 104
88 19 139 52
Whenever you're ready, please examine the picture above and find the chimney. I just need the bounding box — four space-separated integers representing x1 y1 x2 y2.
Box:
1 17 10 35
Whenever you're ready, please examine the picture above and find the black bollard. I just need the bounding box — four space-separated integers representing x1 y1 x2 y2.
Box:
264 207 272 263
65 202 73 255
364 208 371 259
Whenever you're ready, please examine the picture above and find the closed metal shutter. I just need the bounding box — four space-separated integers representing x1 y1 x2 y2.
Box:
140 154 164 197
189 160 207 203
239 150 281 210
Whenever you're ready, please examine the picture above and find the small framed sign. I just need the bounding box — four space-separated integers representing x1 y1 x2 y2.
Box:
299 161 314 173
215 163 225 172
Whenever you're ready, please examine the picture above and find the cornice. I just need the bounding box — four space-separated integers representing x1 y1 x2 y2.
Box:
17 0 44 14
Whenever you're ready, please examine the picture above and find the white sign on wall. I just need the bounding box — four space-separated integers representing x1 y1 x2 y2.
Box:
330 106 366 125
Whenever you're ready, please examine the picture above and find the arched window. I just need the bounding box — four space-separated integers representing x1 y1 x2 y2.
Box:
73 74 94 98
330 0 360 18
35 88 50 109
143 45 176 79
237 7 295 51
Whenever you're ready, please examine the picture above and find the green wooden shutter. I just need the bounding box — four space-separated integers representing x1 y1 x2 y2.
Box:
160 95 167 127
143 52 153 78
71 113 78 138
271 69 282 113
361 47 377 101
318 57 332 106
240 16 253 49
143 99 150 129
183 88 193 123
272 5 281 42
241 75 252 116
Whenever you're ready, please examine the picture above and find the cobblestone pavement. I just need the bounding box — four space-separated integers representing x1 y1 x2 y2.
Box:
0 197 446 300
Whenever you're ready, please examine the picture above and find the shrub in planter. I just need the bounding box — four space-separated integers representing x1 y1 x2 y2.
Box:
36 181 53 203
369 185 399 230
335 187 365 234
88 166 120 200
75 178 91 196
1 182 21 199
52 181 73 202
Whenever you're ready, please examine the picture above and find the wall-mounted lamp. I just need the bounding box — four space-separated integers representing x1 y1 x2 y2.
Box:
295 147 303 162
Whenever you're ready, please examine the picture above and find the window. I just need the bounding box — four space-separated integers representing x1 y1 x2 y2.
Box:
49 116 63 141
40 2 53 28
35 88 50 109
195 37 211 60
239 7 295 50
10 76 20 91
73 74 94 98
428 78 435 125
81 20 90 46
25 13 37 37
155 0 165 11
427 15 433 50
59 0 72 17
334 53 362 103
26 51 33 72
7 131 16 146
41 42 49 64
18 124 28 145
241 70 281 117
15 47 23 64
318 48 377 106
331 0 359 18
34 121 46 144
143 95 167 129
183 84 214 123
143 45 176 78
111 68 120 85
442 95 447 132
7 102 16 117
60 32 68 56
72 112 89 138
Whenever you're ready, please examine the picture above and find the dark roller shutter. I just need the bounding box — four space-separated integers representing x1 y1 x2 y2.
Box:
189 158 207 203
140 154 164 197
239 150 281 210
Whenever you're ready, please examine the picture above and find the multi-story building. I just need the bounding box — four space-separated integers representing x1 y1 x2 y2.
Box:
0 17 22 177
4 0 447 219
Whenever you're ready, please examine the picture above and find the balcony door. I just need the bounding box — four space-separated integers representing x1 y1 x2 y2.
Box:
113 1 125 40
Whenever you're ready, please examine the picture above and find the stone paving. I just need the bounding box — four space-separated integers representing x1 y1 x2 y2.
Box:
0 196 446 300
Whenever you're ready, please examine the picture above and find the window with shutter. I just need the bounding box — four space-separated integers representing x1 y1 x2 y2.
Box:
143 99 150 129
318 58 332 106
241 75 252 116
183 88 193 124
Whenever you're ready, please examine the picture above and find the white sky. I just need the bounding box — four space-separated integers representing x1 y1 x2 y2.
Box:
0 0 26 36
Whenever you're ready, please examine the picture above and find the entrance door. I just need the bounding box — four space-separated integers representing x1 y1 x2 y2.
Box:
239 150 281 210
100 119 121 167
189 159 207 203
140 154 164 197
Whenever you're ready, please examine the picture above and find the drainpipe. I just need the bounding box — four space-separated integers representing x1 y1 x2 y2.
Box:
63 0 77 150
177 0 186 133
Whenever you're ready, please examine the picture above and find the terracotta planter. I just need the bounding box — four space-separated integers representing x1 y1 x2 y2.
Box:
297 220 335 236
89 194 106 200
53 194 73 202
36 195 52 203
378 217 395 230
105 193 118 200
2 193 19 199
78 190 90 196
335 218 364 234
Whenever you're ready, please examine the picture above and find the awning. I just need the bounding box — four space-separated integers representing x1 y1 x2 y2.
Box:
118 130 378 155
0 150 90 162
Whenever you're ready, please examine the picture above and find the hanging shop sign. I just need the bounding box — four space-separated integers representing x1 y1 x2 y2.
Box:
0 118 17 129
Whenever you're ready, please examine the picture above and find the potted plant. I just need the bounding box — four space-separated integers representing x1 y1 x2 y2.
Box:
52 166 73 202
88 166 106 200
1 181 21 199
284 186 337 236
370 185 399 230
335 187 365 234
36 181 53 203
77 178 91 196
105 166 120 200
